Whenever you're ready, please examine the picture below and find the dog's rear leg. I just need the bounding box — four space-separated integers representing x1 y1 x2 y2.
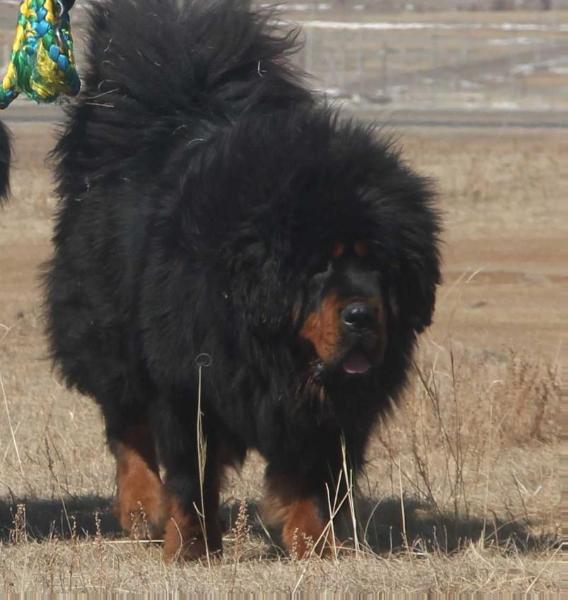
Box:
110 421 167 538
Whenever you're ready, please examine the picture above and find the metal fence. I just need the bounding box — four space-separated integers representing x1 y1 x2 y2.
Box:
296 20 568 110
1 8 567 113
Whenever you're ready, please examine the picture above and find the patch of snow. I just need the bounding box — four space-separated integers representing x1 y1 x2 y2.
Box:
482 74 506 83
388 85 409 95
299 21 568 33
512 57 568 76
491 100 522 110
459 80 481 90
267 3 331 11
512 64 535 75
488 37 543 46
549 66 568 75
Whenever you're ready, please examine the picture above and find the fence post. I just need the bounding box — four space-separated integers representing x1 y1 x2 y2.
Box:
380 44 389 98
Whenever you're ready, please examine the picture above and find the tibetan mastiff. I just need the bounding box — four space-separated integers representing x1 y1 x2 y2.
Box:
45 0 441 560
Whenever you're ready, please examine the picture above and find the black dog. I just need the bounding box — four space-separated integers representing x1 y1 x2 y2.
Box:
45 0 441 560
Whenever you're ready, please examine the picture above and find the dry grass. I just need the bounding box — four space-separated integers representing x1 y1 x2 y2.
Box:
0 123 565 593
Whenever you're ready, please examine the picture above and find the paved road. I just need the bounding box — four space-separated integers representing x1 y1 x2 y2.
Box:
2 104 567 130
351 108 568 129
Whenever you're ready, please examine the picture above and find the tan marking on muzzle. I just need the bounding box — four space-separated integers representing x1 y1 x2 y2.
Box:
299 292 342 362
300 293 387 363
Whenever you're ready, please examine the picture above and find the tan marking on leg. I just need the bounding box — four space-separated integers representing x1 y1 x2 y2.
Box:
113 424 166 538
162 453 225 562
264 475 335 559
164 497 209 562
282 498 330 559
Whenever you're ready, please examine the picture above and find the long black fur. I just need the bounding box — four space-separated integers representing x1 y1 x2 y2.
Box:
0 121 12 201
46 0 441 550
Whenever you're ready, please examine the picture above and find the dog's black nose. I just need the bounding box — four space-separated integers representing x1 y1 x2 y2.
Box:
341 303 375 330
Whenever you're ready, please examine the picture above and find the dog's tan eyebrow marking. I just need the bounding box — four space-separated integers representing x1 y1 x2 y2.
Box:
354 241 369 258
331 241 345 259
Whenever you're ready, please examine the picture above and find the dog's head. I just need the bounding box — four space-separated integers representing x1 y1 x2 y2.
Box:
290 209 440 394
296 239 387 383
183 107 441 397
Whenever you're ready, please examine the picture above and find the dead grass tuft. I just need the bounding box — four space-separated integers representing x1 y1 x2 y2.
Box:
375 345 560 550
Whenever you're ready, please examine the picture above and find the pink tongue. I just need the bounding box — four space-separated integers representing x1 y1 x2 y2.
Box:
343 352 371 375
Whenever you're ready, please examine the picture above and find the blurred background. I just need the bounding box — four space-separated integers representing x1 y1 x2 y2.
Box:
0 0 567 124
280 0 568 126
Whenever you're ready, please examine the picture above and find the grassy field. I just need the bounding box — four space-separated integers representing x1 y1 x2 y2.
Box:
0 120 564 593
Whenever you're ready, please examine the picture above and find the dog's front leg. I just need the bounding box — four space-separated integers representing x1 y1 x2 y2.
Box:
154 400 223 562
263 469 344 559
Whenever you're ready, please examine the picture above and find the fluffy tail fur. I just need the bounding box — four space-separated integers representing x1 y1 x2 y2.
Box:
53 0 308 198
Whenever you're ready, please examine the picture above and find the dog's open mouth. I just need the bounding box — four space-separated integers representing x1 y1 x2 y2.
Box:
342 351 371 375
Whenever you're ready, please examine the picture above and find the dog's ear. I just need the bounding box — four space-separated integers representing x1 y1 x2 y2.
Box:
374 173 441 335
388 252 440 335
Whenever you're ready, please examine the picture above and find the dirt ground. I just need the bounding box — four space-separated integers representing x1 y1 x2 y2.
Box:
0 120 564 593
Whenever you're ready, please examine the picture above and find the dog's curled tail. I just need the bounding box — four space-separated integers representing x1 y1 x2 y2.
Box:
53 0 308 198
81 0 304 111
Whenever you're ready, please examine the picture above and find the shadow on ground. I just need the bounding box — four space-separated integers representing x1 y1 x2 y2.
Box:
0 496 120 542
225 496 549 556
0 494 550 554
353 496 546 553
